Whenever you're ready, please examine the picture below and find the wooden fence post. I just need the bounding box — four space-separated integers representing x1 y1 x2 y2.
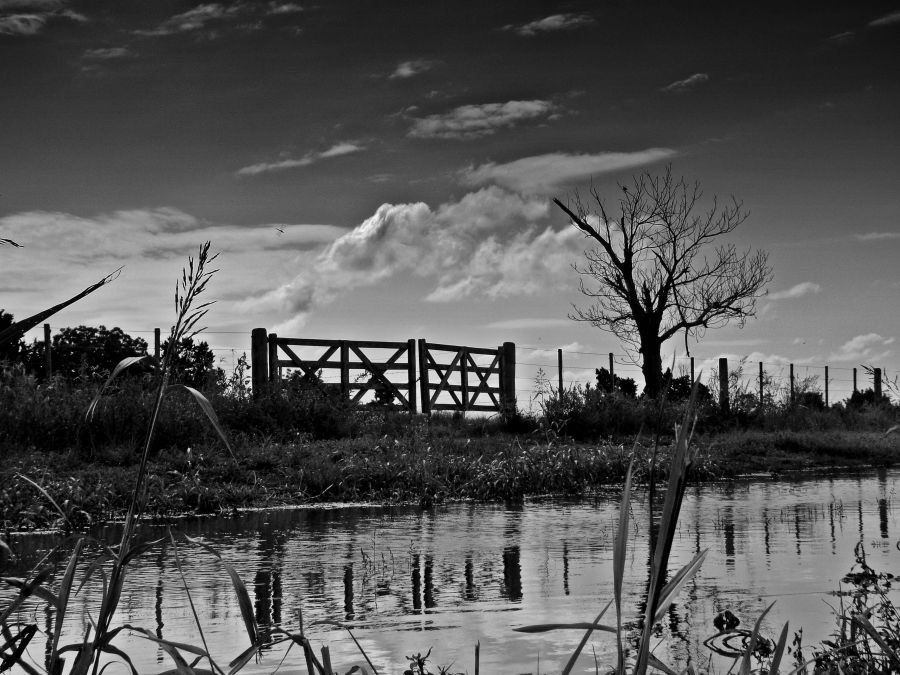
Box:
874 367 882 399
251 328 268 396
690 356 695 384
759 361 764 407
418 339 431 415
407 339 417 414
268 333 279 386
789 363 795 404
718 357 729 412
853 367 858 394
825 366 829 407
154 328 161 361
500 342 516 414
43 323 52 378
608 353 614 392
557 348 563 394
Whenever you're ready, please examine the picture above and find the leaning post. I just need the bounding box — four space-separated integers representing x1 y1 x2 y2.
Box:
718 357 729 413
251 327 268 397
500 342 516 415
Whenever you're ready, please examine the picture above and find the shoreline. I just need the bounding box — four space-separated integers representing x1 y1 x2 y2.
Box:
2 428 897 531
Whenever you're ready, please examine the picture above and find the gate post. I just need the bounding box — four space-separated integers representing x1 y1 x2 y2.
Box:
418 339 431 415
251 328 268 397
500 342 516 415
407 339 417 413
268 333 279 387
340 341 350 403
874 367 883 400
718 357 729 412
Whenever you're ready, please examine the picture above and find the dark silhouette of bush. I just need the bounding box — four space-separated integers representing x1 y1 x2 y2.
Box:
848 388 892 409
160 336 222 389
21 325 148 381
595 367 637 398
0 310 25 363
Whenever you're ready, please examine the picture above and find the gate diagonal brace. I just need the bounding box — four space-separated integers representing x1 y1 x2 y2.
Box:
426 348 463 407
467 352 500 407
279 343 341 401
350 345 409 407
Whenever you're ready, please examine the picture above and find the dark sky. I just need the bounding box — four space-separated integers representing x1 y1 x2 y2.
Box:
2 0 899 393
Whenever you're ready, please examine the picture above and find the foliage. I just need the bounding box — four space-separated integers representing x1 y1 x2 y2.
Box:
595 366 638 398
21 324 148 382
556 166 772 398
161 335 223 388
0 310 25 362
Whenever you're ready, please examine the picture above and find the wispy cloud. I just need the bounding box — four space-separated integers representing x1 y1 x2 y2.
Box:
504 13 594 36
767 282 821 300
236 186 587 325
826 30 855 44
236 142 364 176
868 10 900 27
136 2 299 37
389 59 438 79
527 342 587 361
855 231 900 241
661 73 709 93
461 149 676 194
828 333 895 362
83 46 133 59
486 318 571 330
408 100 558 140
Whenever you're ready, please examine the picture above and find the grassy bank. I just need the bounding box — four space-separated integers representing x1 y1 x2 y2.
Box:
3 426 898 530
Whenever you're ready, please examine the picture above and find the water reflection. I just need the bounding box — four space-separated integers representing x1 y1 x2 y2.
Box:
3 470 900 674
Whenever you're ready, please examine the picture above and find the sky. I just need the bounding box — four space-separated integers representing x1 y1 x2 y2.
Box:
1 1 899 403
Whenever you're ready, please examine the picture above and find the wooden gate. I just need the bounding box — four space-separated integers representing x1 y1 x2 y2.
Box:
252 330 417 412
417 340 516 415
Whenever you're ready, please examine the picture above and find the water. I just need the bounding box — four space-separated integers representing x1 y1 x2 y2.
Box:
4 468 900 674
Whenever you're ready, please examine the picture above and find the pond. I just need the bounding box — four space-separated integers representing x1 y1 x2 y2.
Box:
4 468 900 674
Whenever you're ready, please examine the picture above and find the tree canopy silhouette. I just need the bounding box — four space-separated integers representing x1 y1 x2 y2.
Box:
556 167 773 398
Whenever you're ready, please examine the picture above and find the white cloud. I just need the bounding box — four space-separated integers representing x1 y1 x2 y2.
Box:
136 3 242 36
505 13 594 36
236 142 364 176
767 282 821 300
389 59 438 79
461 149 676 194
869 10 900 27
527 342 587 361
855 231 900 241
829 333 895 362
0 208 347 333
408 100 558 140
237 186 588 324
266 2 302 15
661 73 709 93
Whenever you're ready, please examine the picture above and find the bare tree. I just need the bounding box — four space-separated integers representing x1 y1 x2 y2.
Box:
555 167 773 398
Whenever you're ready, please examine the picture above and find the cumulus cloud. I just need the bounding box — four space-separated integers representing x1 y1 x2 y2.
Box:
408 100 558 140
504 13 594 36
236 142 364 176
868 10 900 27
767 282 821 300
461 148 676 194
828 333 895 362
661 73 709 93
237 186 586 324
389 59 438 79
855 231 900 241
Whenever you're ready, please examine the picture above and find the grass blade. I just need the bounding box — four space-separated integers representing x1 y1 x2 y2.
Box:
769 621 790 675
562 601 613 675
652 549 708 625
614 460 634 673
171 385 236 462
86 356 149 421
738 602 774 675
49 538 85 673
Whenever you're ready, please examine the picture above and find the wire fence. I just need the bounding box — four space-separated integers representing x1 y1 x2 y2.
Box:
25 325 899 412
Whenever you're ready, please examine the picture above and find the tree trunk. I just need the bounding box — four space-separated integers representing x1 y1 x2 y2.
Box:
641 338 664 399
